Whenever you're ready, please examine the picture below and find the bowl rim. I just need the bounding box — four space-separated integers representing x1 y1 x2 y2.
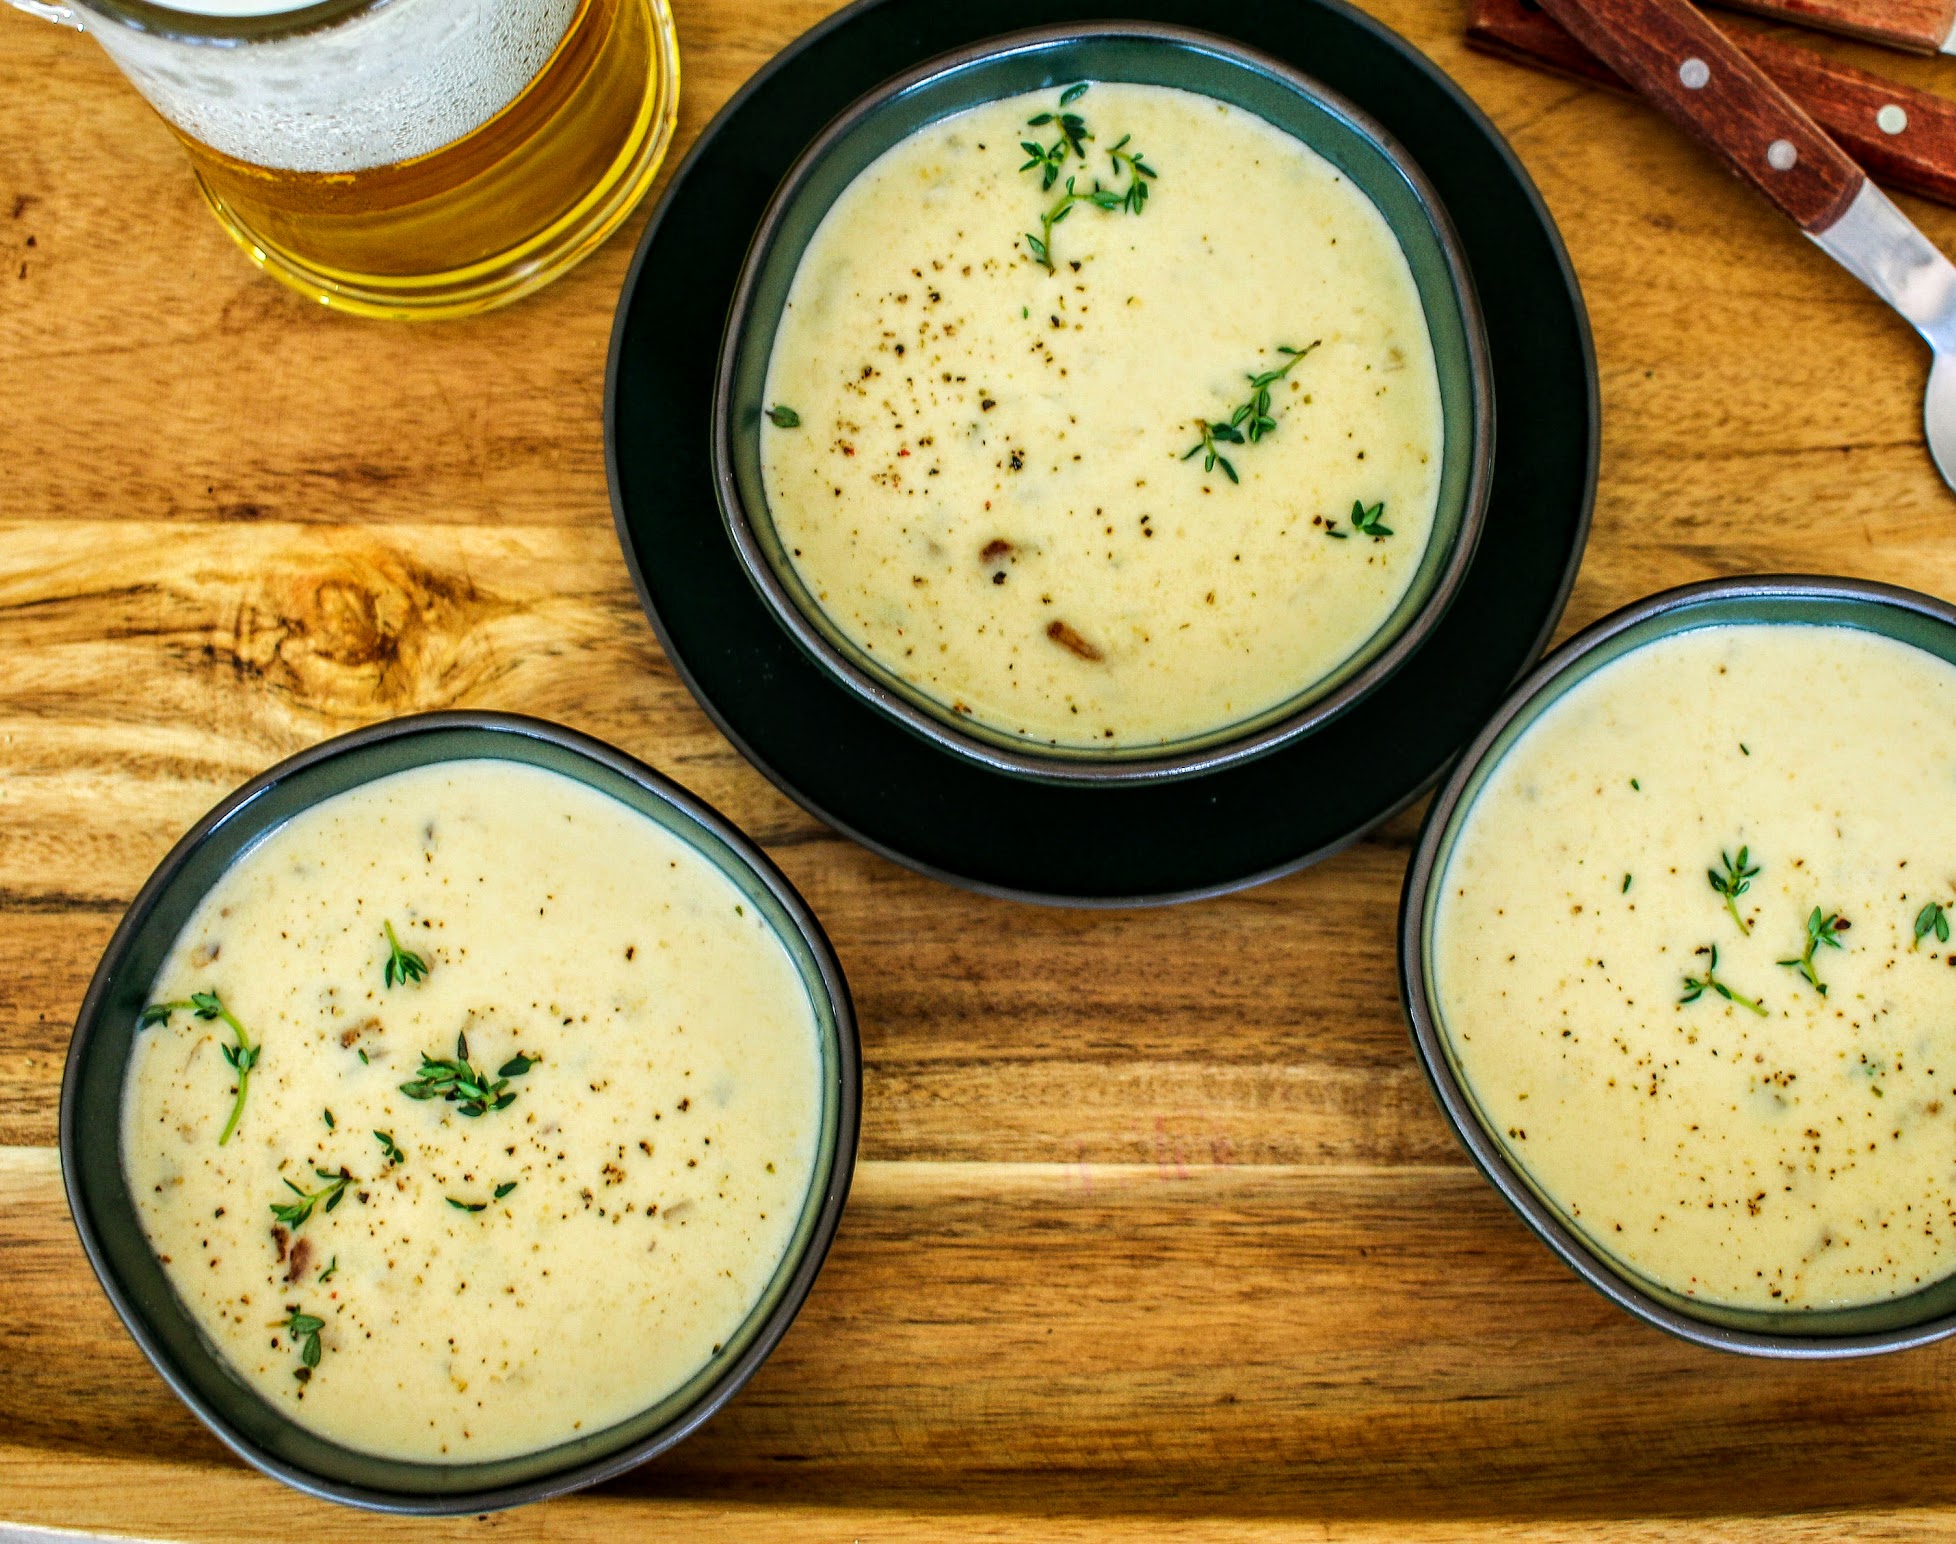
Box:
710 17 1496 787
1399 573 1956 1358
58 709 862 1512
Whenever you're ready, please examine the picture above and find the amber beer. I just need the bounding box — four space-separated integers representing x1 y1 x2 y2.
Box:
184 0 673 316
80 0 679 317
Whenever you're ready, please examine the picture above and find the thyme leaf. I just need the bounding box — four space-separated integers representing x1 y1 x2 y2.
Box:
1680 943 1767 1016
373 1129 405 1166
1778 908 1849 996
1707 846 1760 935
138 991 258 1146
382 919 428 989
276 1306 324 1379
1914 900 1950 950
767 404 801 429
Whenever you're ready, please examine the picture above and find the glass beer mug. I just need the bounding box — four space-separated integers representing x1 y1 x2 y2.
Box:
5 0 680 317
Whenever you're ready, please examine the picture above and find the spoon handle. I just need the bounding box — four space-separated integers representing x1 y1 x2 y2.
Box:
1534 0 1864 231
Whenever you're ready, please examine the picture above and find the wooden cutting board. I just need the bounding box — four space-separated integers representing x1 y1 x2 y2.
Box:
8 0 1956 1537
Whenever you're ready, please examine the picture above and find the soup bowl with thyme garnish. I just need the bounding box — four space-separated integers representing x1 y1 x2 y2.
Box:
62 712 859 1511
713 21 1493 785
1402 575 1956 1356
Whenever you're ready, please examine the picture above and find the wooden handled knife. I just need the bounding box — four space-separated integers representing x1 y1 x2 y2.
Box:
1526 0 1956 492
1468 0 1956 208
1717 0 1956 56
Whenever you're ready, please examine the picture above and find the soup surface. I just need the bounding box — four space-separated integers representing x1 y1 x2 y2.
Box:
123 759 823 1462
1434 624 1956 1311
760 81 1443 751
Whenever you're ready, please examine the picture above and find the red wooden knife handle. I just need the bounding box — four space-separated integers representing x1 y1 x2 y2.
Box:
1718 0 1956 56
1534 0 1864 231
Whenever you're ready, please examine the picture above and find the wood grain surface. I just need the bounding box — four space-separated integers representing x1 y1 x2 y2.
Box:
9 0 1956 1538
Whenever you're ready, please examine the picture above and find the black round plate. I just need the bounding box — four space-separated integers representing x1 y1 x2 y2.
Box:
605 0 1598 907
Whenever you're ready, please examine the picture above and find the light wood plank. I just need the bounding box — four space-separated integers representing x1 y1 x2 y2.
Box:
12 1151 1956 1527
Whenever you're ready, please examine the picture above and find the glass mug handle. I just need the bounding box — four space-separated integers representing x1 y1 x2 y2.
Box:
5 0 83 25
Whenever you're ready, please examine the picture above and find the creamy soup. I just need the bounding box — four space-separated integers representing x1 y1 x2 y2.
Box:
123 759 823 1462
1434 624 1956 1311
760 81 1443 751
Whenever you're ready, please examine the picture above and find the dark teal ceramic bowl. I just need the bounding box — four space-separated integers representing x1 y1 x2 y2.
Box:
714 21 1493 786
60 713 861 1511
1401 576 1956 1357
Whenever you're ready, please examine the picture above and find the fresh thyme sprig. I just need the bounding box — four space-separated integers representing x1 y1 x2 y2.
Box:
1708 846 1760 935
1019 82 1091 193
1779 908 1849 996
139 990 258 1147
1180 343 1321 483
1680 944 1767 1016
398 1031 534 1118
1017 84 1155 272
1915 901 1950 951
1184 421 1238 485
1349 500 1392 537
277 1306 325 1381
271 1167 352 1229
1327 499 1392 539
373 1129 405 1166
382 919 428 989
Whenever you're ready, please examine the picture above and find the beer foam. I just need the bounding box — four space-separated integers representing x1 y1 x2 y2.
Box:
86 0 582 173
146 1 318 13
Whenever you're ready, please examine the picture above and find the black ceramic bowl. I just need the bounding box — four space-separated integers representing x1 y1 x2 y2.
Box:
715 20 1493 786
1401 576 1956 1357
61 712 860 1510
